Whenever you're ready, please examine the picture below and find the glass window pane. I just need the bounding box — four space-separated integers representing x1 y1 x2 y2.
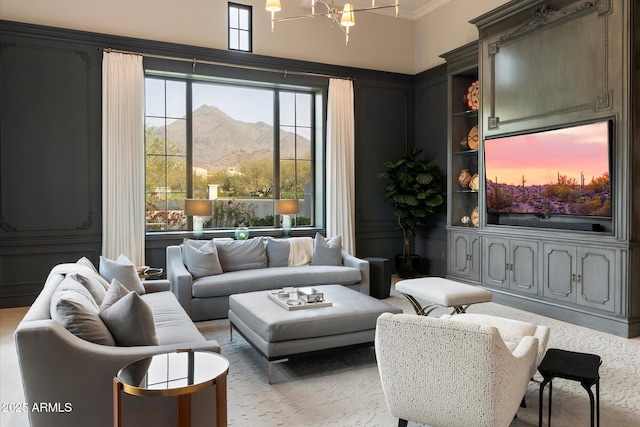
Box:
239 9 250 30
296 128 312 161
145 78 165 117
280 126 296 160
280 159 296 199
240 31 249 51
167 155 187 192
166 80 186 119
166 118 187 155
279 92 295 126
296 93 312 127
145 119 166 155
229 7 238 26
229 29 239 50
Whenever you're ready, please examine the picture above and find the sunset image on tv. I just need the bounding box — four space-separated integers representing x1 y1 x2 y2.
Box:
484 121 611 217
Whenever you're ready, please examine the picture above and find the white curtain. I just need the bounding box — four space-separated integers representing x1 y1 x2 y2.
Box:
326 78 356 255
102 51 145 265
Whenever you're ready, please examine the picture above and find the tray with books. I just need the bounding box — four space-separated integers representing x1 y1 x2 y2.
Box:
268 288 332 310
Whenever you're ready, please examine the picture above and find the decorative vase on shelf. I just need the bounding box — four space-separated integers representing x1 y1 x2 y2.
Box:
234 226 249 240
458 169 472 187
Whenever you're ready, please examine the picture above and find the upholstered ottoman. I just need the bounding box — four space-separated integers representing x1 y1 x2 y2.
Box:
228 284 402 382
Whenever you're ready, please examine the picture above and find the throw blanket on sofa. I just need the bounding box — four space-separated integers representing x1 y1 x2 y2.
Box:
288 237 313 267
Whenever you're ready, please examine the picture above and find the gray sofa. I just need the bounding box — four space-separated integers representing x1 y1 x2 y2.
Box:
14 262 221 427
167 236 370 321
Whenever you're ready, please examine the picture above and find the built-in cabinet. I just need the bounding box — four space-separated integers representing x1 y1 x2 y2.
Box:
441 0 639 337
484 237 537 295
542 243 617 313
449 230 480 281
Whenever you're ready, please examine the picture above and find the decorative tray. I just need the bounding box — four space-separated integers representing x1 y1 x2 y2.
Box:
268 291 332 310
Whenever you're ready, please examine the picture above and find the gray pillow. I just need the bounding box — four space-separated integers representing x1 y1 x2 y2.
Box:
99 288 159 347
50 276 115 346
311 233 343 266
101 279 132 311
99 254 145 295
184 239 223 278
215 238 268 272
67 273 108 306
76 256 98 272
266 237 290 267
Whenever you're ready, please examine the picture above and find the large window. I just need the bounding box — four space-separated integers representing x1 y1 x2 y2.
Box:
145 75 319 234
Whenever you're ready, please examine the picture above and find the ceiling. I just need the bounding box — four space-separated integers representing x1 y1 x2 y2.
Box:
299 0 451 20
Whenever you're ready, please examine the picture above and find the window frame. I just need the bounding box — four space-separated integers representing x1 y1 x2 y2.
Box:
228 2 252 53
144 70 325 237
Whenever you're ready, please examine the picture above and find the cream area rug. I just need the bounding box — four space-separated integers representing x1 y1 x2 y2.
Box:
2 285 639 427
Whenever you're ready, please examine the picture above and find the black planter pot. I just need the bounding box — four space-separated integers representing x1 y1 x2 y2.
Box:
395 254 421 279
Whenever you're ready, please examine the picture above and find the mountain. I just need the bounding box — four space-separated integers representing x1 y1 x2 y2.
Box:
148 105 311 172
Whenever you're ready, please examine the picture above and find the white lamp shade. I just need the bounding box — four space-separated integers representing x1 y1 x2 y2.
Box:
265 0 281 12
275 199 299 215
341 4 356 27
184 199 212 216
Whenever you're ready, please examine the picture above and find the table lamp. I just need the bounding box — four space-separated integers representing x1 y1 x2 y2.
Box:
184 199 212 239
275 199 299 237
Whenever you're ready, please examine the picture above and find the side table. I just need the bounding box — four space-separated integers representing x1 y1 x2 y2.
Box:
538 348 601 427
364 257 391 299
114 350 229 427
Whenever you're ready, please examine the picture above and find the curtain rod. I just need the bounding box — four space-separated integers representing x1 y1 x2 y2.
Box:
100 48 352 81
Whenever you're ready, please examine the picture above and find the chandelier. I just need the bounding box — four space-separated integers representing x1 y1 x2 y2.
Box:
265 1 399 45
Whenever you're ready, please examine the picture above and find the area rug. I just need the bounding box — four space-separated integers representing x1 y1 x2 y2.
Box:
195 287 640 427
1 286 639 427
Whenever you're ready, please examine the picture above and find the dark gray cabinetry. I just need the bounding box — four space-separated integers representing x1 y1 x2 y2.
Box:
484 238 537 295
542 243 616 313
449 230 480 281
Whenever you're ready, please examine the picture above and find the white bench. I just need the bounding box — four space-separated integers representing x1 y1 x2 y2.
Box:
395 277 492 316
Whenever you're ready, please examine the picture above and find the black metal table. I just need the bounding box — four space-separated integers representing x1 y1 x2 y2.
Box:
538 348 601 427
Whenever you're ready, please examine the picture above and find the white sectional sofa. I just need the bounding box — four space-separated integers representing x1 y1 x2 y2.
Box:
167 235 370 321
14 258 221 427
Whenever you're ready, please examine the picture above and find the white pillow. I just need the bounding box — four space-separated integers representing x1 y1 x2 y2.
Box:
184 240 223 278
99 281 158 347
50 277 115 346
99 254 145 294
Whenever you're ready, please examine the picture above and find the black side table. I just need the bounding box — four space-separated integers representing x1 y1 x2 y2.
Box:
364 257 391 299
538 348 601 427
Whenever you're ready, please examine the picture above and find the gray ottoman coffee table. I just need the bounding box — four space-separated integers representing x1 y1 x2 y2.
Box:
228 284 402 383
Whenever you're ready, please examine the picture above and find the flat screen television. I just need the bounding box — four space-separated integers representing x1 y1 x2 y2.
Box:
484 120 612 220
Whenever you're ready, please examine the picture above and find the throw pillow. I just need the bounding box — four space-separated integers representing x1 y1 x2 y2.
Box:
99 291 159 347
265 237 290 267
184 239 223 278
100 279 132 311
311 233 343 266
67 273 108 306
215 238 268 272
99 254 146 295
50 276 115 346
76 256 98 272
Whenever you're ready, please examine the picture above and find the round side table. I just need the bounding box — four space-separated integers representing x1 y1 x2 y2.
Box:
113 350 229 427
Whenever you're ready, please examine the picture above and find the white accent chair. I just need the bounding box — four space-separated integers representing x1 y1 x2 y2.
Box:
375 313 538 427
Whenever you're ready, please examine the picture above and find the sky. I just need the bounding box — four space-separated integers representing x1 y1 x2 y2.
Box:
484 121 610 186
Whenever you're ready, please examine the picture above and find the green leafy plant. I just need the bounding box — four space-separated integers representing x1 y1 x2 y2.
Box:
377 147 445 257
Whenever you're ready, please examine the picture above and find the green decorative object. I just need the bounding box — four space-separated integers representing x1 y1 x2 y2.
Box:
234 226 249 240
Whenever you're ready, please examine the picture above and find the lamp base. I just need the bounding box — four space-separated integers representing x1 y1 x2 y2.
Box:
282 214 291 237
193 216 204 240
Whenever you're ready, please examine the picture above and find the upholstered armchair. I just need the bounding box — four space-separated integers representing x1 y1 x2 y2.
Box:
375 313 538 427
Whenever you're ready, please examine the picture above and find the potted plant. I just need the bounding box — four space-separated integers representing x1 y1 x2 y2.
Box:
377 147 445 278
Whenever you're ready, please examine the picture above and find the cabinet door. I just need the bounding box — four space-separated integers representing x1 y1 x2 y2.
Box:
451 232 471 276
510 240 537 294
483 238 508 288
576 247 616 313
468 233 481 280
543 244 576 303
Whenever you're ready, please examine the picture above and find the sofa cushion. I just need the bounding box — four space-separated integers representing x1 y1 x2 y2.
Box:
215 238 267 272
100 289 159 347
184 239 223 278
141 291 208 345
100 279 132 310
67 273 108 306
99 254 146 294
192 266 362 298
311 233 343 266
76 256 98 272
50 276 115 346
265 237 290 267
